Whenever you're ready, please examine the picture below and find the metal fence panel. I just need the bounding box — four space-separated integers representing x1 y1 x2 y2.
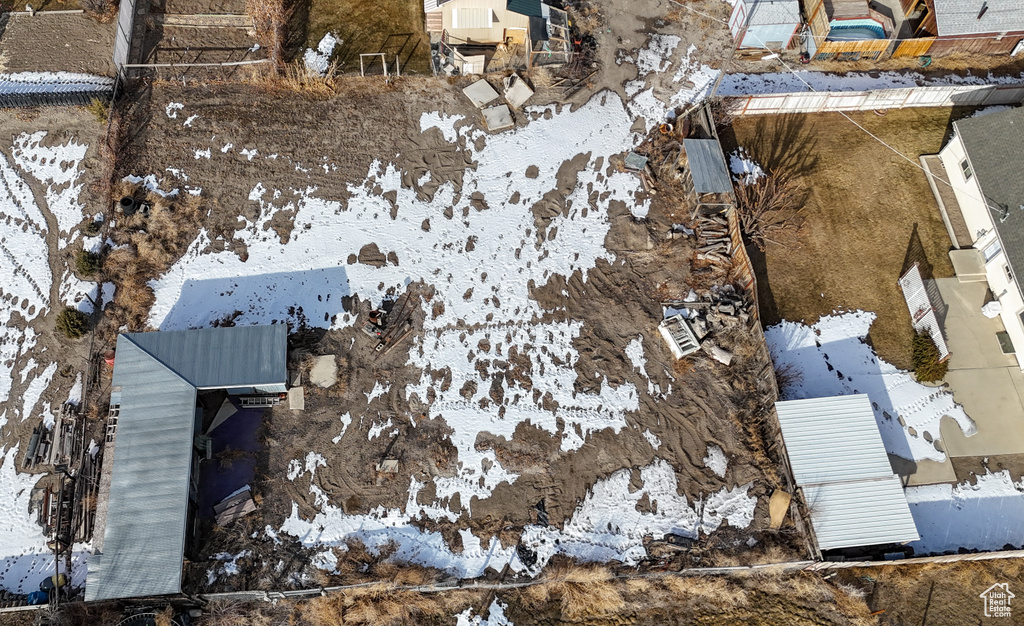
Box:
113 0 137 72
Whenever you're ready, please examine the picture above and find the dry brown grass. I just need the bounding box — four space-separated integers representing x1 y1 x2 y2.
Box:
154 607 175 626
196 600 276 626
726 108 957 369
298 583 448 625
522 563 625 620
103 190 204 334
244 62 366 99
661 574 750 608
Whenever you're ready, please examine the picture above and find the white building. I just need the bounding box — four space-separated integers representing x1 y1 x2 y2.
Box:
934 106 1024 369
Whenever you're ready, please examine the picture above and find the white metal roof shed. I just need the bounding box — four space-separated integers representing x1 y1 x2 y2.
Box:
775 395 920 550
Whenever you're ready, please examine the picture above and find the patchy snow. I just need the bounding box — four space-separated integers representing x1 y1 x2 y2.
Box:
311 548 338 572
283 458 755 578
420 112 466 143
670 44 720 108
636 34 681 75
183 115 200 127
332 412 353 444
766 311 976 463
304 33 339 76
457 598 514 626
367 416 394 441
519 459 755 566
208 550 250 584
718 70 1024 96
21 362 56 421
642 429 662 450
123 173 179 198
194 148 212 160
166 102 184 118
0 149 52 321
366 380 390 405
11 132 89 242
625 335 656 395
729 147 764 184
905 470 1024 554
703 444 728 478
0 446 90 594
59 269 100 313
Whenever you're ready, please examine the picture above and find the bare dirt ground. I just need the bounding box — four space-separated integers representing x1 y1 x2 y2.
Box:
111 78 786 593
720 107 958 370
0 13 115 76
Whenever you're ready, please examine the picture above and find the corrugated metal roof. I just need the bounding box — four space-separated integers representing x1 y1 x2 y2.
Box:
775 395 895 486
746 0 800 26
683 138 733 194
124 324 288 389
507 0 543 17
803 477 921 550
775 395 919 550
86 325 288 601
933 0 1024 36
85 340 196 601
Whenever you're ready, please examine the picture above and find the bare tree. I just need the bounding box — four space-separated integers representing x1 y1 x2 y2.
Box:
732 170 805 251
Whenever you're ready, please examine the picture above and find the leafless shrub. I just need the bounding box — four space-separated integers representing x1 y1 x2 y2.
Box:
79 0 117 22
732 170 805 251
246 0 292 66
772 361 802 392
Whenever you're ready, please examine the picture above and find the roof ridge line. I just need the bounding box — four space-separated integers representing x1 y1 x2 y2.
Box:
121 334 197 389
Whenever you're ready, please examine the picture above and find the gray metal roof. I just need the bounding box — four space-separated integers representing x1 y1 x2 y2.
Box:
933 0 1024 36
86 325 287 601
124 324 288 389
803 477 921 550
683 138 733 194
747 0 800 26
954 107 1024 293
775 395 919 550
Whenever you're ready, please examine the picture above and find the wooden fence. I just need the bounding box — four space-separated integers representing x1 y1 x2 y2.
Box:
892 37 936 58
724 82 1024 115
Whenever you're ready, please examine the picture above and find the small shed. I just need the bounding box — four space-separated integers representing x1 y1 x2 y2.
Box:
682 138 733 195
728 0 801 50
774 395 920 552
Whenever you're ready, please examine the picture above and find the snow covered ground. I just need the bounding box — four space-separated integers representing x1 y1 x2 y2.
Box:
906 470 1024 554
144 38 757 579
766 311 974 464
766 311 1024 554
0 128 96 594
718 69 1024 96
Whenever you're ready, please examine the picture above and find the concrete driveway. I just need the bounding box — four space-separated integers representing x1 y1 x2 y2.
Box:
935 278 1024 462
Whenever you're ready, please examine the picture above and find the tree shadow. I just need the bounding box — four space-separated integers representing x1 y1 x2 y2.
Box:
719 114 821 178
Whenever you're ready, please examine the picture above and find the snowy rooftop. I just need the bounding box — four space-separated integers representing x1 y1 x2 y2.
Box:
775 395 919 550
